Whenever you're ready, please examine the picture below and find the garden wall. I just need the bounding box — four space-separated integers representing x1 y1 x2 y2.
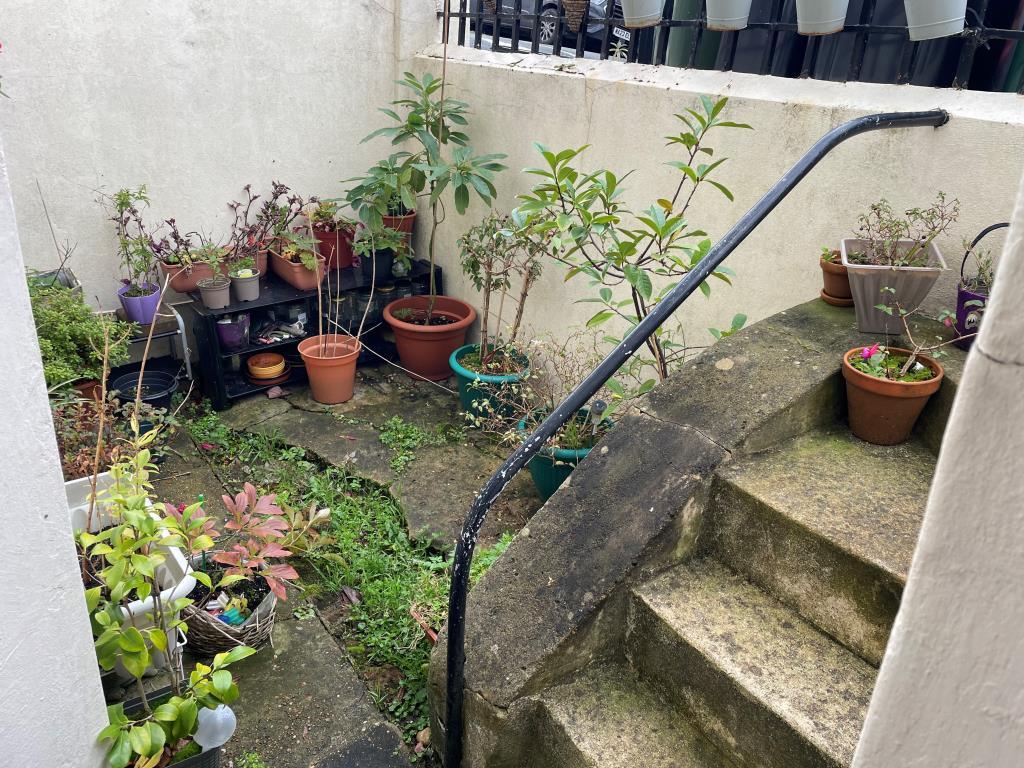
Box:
414 44 1024 351
0 0 439 308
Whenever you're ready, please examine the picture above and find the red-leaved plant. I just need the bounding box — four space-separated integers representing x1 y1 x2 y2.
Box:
213 483 300 600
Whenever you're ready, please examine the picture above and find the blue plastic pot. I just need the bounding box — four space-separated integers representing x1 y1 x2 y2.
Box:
449 344 529 420
517 408 613 501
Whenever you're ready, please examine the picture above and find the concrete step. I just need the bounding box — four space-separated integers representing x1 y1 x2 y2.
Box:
710 429 934 665
489 664 738 768
628 559 875 768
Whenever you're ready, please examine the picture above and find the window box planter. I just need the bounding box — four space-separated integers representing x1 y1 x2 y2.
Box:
840 238 946 334
269 251 325 291
159 261 217 294
842 347 944 445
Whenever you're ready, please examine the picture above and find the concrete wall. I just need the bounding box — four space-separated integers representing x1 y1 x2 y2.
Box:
852 165 1024 767
0 136 108 765
412 46 1024 355
0 0 438 308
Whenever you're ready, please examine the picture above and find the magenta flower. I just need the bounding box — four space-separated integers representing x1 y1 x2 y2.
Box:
861 343 880 360
200 442 216 452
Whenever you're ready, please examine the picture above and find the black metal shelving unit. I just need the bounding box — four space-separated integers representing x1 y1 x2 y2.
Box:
190 260 443 410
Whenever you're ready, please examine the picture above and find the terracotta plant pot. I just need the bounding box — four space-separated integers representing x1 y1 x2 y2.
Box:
842 347 944 445
270 251 325 291
383 210 416 248
383 295 477 381
197 276 231 310
313 225 355 270
159 261 216 294
820 254 852 303
298 334 361 404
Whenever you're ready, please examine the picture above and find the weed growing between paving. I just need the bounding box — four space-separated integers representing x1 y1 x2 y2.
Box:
378 415 464 473
186 407 511 750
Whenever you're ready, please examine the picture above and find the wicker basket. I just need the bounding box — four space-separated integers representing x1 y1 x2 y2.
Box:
183 590 277 656
563 0 589 32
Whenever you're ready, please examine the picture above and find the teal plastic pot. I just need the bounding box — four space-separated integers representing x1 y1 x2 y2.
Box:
449 344 529 420
518 409 613 501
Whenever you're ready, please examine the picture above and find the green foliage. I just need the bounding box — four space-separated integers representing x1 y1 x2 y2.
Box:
849 193 960 267
110 186 160 292
186 407 507 744
378 415 464 473
29 283 134 387
353 226 412 272
236 753 272 768
513 95 751 386
849 345 936 383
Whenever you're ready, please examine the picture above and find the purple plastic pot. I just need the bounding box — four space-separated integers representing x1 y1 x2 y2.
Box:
118 283 162 325
954 284 987 350
215 313 251 352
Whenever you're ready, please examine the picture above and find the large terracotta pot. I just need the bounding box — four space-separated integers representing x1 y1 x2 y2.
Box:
298 335 360 404
270 251 325 291
383 295 476 381
312 225 355 270
842 347 943 446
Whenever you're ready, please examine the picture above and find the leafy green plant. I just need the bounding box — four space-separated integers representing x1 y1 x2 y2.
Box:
353 225 413 274
458 211 545 373
348 72 507 309
379 415 463 473
847 193 960 267
513 95 751 389
108 186 160 295
961 238 996 295
29 283 134 387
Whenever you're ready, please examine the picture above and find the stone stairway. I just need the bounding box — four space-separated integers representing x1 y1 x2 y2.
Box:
429 300 965 768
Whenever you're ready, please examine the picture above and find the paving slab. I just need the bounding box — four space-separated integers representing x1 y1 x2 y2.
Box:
225 614 410 767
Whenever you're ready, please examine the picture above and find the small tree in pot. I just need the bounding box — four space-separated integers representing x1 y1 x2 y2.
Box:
450 211 545 419
351 72 507 381
840 193 960 334
108 186 163 325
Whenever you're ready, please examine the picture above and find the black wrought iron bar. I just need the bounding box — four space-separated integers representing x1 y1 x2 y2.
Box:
575 1 591 58
472 0 484 47
599 0 615 59
847 0 878 81
443 108 950 768
490 3 501 51
457 0 468 45
511 0 523 52
758 0 783 76
552 0 565 56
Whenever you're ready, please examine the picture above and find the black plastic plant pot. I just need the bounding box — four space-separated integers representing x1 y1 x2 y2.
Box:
360 248 395 285
110 370 180 411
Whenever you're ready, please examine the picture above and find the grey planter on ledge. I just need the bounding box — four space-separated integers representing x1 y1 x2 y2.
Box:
840 238 946 334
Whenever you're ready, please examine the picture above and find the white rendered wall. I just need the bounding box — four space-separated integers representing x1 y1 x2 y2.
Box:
852 165 1024 767
0 136 108 764
0 0 438 308
412 46 1024 349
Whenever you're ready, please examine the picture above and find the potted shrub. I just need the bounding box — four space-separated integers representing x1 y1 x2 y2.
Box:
155 218 216 294
195 244 232 310
795 0 849 35
309 200 357 270
514 95 750 387
109 186 163 324
819 245 853 307
352 225 410 286
252 182 308 274
351 73 506 381
28 280 134 393
450 212 543 419
705 0 753 30
842 293 973 445
954 223 1007 350
269 231 326 291
229 256 261 303
841 193 960 334
904 0 968 41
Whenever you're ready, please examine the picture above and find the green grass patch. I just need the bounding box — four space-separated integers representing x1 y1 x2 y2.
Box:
378 416 464 473
186 406 510 749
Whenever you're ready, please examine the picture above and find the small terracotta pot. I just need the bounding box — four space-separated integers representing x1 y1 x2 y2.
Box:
74 379 104 402
312 225 355 269
270 251 325 291
842 347 944 445
383 210 416 248
298 334 361 404
383 295 476 381
820 254 852 300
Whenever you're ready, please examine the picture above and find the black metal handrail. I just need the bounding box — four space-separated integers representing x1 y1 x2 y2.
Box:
443 108 949 766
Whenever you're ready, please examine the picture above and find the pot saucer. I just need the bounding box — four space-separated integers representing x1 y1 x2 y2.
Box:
820 289 854 308
246 364 292 387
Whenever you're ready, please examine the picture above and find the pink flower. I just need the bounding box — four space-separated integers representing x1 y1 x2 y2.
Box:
943 316 953 327
861 343 880 360
200 442 216 451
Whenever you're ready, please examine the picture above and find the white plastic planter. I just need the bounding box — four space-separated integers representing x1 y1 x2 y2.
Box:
66 473 197 678
705 0 753 31
840 238 947 334
795 0 849 35
621 0 667 29
904 0 967 41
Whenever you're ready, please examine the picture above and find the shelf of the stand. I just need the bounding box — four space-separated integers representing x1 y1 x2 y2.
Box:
219 334 306 359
